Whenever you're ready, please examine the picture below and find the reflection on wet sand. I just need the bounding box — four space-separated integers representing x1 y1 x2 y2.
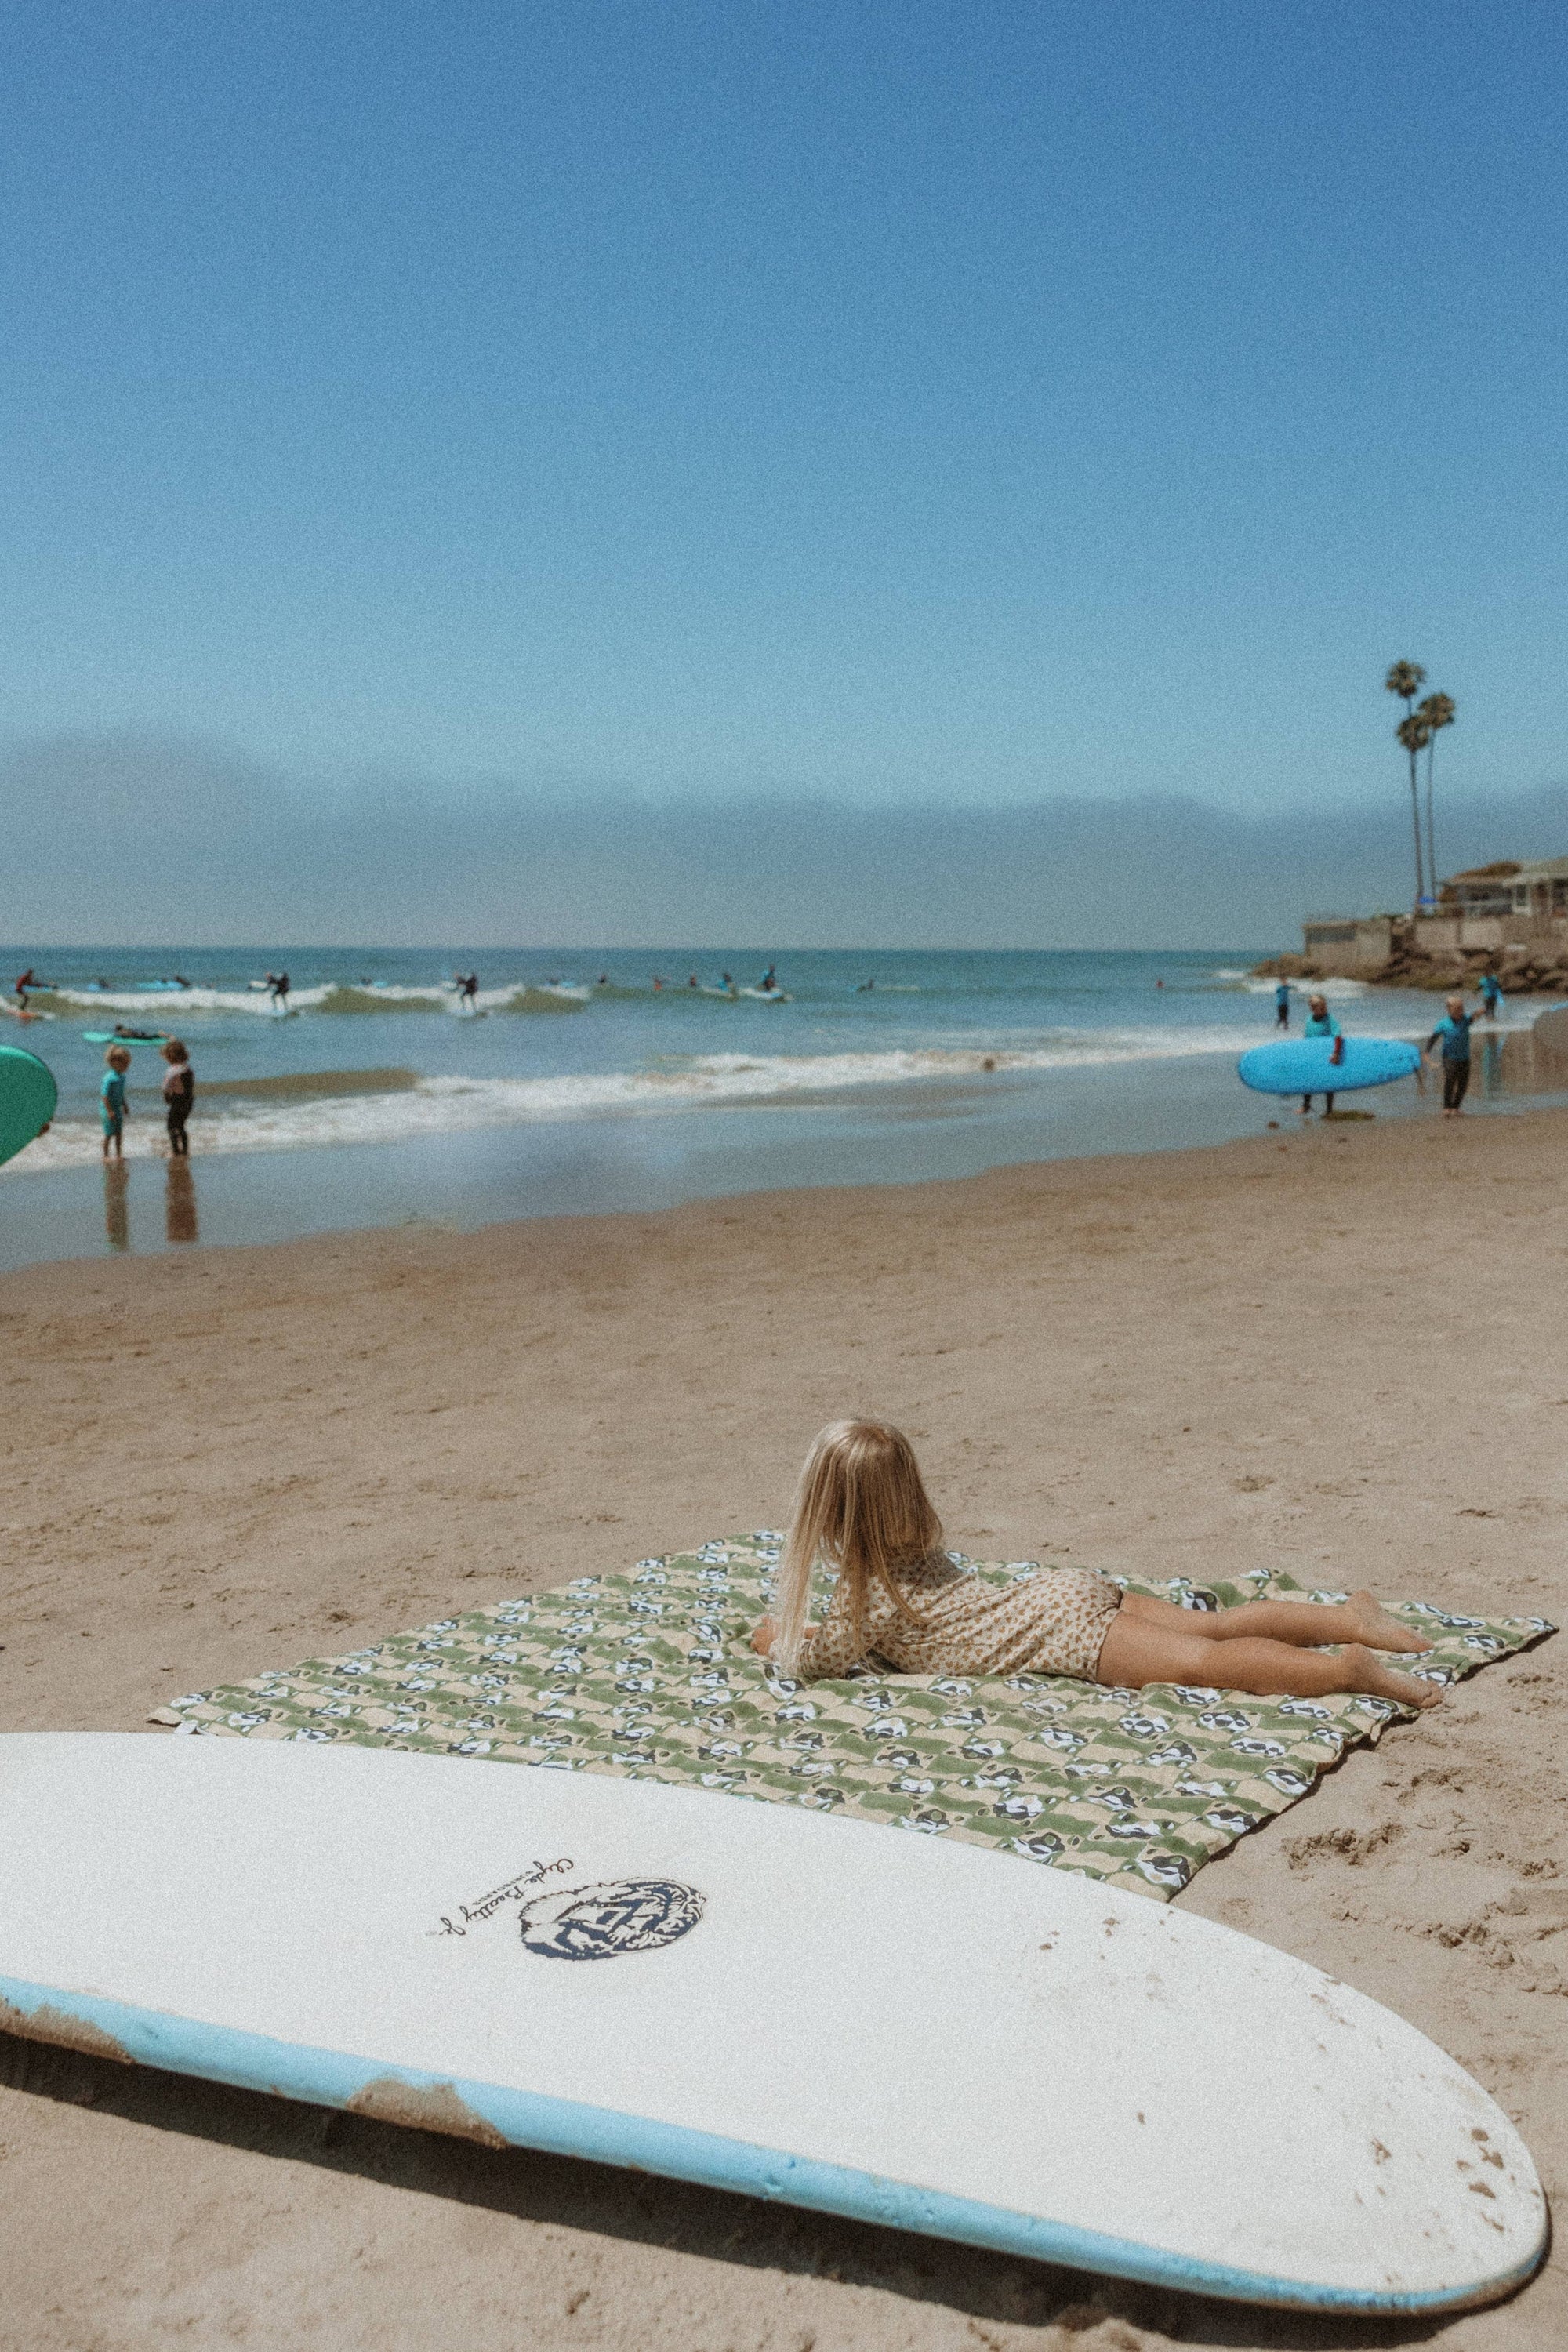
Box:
1485 1025 1568 1098
165 1158 198 1245
103 1161 129 1250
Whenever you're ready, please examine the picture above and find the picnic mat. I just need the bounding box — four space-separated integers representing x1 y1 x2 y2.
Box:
152 1539 1554 1900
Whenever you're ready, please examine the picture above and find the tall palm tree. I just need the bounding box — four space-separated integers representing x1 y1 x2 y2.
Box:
1417 691 1456 900
1386 661 1428 908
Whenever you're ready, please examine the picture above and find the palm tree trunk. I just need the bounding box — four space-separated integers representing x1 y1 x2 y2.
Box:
1425 738 1438 905
1408 745 1425 910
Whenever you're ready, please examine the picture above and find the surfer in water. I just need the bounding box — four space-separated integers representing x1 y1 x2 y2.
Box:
753 1421 1439 1708
1478 971 1503 1022
1299 993 1342 1116
455 971 480 1011
760 964 778 993
1275 981 1291 1029
263 971 290 1009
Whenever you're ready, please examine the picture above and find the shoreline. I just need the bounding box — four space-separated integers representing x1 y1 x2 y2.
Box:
3 1110 1565 2349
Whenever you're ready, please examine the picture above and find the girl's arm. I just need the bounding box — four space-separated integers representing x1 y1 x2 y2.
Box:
750 1604 866 1681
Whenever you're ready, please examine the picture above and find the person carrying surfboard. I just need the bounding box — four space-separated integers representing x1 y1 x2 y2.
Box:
754 1421 1439 1709
100 1044 132 1160
1425 993 1475 1116
1298 992 1343 1116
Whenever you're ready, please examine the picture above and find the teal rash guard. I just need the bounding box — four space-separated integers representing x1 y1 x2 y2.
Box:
1428 1013 1473 1064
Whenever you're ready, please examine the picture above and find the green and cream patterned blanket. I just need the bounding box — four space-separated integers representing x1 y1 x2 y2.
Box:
154 1541 1553 1900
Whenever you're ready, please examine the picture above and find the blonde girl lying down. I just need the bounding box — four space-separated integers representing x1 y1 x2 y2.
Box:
751 1421 1437 1708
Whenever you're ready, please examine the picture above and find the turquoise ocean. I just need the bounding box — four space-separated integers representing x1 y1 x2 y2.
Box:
0 947 1548 1268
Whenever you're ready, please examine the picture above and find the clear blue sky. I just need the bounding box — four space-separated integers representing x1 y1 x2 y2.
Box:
4 0 1566 819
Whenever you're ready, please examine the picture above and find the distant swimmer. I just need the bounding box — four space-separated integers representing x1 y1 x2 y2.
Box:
172 975 191 989
688 974 699 989
721 972 733 989
1275 982 1291 1029
597 973 609 986
652 976 664 991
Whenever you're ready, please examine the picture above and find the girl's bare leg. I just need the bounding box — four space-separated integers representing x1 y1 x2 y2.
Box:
1118 1589 1431 1653
1096 1612 1441 1708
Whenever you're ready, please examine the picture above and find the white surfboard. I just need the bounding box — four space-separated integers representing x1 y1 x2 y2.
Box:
0 1735 1544 2314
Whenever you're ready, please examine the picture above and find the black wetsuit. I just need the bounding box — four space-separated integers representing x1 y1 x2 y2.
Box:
164 1065 194 1156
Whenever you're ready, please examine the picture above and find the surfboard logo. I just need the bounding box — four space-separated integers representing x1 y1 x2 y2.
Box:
517 1878 705 1961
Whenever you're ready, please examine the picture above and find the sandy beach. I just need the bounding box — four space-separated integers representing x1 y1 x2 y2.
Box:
2 1108 1564 2352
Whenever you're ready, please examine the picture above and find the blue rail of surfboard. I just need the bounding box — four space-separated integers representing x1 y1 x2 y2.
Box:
0 1973 1544 2317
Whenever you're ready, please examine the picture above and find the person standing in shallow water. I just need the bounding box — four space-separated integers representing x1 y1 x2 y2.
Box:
1275 981 1291 1029
1426 993 1474 1116
1299 992 1342 1116
160 1039 194 1156
100 1045 131 1159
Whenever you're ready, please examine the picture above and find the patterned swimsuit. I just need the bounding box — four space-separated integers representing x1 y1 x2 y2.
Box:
795 1552 1123 1683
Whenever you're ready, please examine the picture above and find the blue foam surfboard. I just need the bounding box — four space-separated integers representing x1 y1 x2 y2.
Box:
82 1030 168 1046
1239 1038 1421 1096
0 1044 58 1168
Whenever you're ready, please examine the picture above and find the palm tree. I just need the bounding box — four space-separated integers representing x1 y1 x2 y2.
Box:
1386 661 1428 908
1417 691 1456 900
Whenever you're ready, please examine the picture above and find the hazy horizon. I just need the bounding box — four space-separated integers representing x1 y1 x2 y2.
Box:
5 728 1564 953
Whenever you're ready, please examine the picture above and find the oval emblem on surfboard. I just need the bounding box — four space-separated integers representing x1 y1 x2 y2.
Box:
517 1878 704 1960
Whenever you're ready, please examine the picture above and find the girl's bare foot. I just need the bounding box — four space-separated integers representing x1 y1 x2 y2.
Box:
1343 1592 1432 1653
1345 1643 1443 1709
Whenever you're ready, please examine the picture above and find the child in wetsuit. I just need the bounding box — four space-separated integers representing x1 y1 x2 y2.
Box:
160 1039 194 1156
100 1045 131 1159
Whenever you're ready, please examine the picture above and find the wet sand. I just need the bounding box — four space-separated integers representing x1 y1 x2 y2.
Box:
1 1107 1564 2351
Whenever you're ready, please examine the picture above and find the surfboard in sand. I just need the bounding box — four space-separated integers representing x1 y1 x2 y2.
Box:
1239 1039 1421 1095
0 1733 1544 2314
0 1044 57 1167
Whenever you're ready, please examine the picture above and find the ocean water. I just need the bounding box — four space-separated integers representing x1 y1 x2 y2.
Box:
0 947 1554 1269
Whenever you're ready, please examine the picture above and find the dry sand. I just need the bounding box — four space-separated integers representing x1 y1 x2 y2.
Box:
1 1108 1564 2352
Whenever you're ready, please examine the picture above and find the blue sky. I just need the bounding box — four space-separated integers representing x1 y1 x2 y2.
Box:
3 1 1566 877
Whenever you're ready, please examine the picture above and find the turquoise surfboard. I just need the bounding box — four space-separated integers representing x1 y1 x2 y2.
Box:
0 1044 58 1167
1239 1038 1421 1096
82 1030 168 1046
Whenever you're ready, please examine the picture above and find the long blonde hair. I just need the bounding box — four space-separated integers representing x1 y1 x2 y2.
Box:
771 1420 943 1677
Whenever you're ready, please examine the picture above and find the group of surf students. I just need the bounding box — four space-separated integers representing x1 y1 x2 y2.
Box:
1273 973 1501 1119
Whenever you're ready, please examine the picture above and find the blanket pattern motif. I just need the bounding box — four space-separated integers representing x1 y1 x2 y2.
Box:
159 1540 1552 1900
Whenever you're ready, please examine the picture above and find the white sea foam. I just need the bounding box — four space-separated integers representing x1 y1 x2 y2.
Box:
1241 976 1367 999
4 1026 1310 1176
42 980 590 1019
